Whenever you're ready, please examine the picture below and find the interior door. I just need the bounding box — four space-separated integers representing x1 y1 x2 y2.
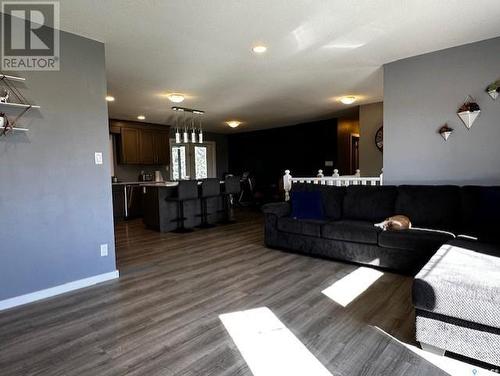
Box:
350 134 360 175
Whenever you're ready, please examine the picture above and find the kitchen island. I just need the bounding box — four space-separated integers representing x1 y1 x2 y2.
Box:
141 182 225 232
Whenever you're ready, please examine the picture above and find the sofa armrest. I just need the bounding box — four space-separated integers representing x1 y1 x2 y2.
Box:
261 202 291 218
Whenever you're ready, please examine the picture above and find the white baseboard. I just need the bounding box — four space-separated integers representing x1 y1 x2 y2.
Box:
0 270 119 312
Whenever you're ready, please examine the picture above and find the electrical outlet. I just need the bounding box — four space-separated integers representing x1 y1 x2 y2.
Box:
100 244 108 257
95 152 103 165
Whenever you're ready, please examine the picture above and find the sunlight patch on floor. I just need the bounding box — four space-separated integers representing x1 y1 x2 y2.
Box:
374 326 497 376
322 266 383 307
219 307 332 376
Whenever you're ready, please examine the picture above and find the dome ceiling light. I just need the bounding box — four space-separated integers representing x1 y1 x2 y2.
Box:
167 93 185 103
340 96 356 105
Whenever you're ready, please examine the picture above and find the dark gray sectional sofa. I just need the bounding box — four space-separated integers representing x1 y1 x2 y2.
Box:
262 183 500 366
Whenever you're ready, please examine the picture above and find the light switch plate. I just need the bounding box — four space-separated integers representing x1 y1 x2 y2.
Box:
100 244 108 257
95 152 103 165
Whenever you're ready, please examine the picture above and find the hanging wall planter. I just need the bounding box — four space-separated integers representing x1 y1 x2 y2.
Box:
486 80 500 100
438 124 453 141
457 96 480 130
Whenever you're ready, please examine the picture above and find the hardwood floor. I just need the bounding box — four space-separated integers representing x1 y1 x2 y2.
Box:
0 210 452 375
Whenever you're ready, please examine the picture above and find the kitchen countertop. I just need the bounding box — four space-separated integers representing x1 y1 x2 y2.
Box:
139 182 179 187
112 181 165 186
113 180 226 187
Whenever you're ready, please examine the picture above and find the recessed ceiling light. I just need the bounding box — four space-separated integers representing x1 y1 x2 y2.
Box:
137 115 146 120
340 96 356 105
105 96 115 102
167 93 185 103
252 45 267 54
226 121 241 128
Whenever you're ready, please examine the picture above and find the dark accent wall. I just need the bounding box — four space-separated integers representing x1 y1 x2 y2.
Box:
204 131 229 179
384 36 500 185
0 29 117 300
228 119 338 190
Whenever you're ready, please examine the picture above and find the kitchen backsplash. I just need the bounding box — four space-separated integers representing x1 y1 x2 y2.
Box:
113 163 170 182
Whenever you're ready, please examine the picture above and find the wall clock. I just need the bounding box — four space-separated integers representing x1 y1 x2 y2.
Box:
375 126 383 152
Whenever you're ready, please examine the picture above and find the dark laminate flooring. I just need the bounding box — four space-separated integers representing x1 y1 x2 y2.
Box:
0 210 452 375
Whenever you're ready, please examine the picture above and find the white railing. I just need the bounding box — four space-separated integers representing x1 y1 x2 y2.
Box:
283 169 383 201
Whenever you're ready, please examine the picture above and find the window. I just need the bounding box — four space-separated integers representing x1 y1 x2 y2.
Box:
170 141 216 180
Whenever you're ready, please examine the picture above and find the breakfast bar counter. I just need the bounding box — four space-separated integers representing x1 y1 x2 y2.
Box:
141 183 225 232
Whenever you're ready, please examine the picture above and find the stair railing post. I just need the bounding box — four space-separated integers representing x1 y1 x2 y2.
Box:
332 169 340 186
283 170 292 201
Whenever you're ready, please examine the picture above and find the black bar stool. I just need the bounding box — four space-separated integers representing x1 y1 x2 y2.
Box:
197 178 221 229
220 175 241 224
166 180 199 233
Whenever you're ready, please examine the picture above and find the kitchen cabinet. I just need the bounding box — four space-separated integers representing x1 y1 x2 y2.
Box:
140 129 170 165
140 129 156 164
111 119 170 165
155 131 170 165
120 127 140 164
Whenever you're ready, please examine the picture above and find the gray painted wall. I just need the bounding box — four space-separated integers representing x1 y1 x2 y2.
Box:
359 102 383 177
0 30 117 300
384 37 500 185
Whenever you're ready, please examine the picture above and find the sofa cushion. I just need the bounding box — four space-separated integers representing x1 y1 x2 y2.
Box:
291 183 345 220
395 185 461 232
413 242 500 329
322 220 381 245
460 186 500 243
316 185 345 220
261 202 291 218
379 228 454 252
290 191 324 220
277 217 324 237
343 186 398 222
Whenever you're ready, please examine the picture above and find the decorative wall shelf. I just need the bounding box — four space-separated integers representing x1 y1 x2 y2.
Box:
0 74 26 82
0 72 40 136
0 126 28 132
0 102 40 109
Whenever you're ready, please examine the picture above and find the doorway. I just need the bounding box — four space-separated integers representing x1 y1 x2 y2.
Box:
170 141 217 180
349 134 360 175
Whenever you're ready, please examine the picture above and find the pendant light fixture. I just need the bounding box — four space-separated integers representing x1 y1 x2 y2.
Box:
174 109 181 144
183 110 189 143
191 113 197 143
171 106 204 144
198 112 203 143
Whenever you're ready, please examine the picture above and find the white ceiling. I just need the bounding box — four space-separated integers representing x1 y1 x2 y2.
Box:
60 0 500 133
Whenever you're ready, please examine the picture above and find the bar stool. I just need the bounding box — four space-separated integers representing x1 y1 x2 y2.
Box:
166 180 199 233
220 175 241 224
197 178 221 229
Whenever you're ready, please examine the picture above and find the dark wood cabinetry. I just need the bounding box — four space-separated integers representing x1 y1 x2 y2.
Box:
155 131 170 165
110 119 170 165
140 129 156 164
120 127 141 164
